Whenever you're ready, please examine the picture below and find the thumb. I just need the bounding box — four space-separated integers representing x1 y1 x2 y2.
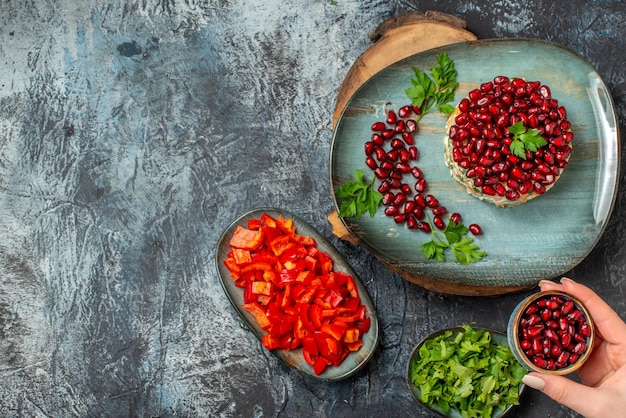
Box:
522 373 602 417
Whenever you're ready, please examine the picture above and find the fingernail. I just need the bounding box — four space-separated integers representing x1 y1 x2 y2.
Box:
539 279 555 287
560 277 575 284
522 374 546 391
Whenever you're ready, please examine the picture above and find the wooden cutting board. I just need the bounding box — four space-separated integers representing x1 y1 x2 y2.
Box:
329 11 535 296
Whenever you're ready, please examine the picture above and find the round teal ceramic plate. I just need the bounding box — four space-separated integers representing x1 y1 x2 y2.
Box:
330 39 620 288
216 208 379 381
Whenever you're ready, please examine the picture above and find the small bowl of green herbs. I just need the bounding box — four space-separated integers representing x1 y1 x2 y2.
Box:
407 324 527 418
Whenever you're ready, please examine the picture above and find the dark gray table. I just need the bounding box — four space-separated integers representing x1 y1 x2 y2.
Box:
0 1 624 417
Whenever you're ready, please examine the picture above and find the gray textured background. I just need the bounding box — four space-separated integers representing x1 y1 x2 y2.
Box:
0 1 624 417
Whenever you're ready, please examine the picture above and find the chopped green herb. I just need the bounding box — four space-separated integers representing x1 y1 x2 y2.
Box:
336 169 382 220
410 324 527 417
405 52 459 121
420 216 486 264
508 121 547 159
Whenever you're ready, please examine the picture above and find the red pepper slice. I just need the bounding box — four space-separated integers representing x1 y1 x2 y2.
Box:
243 302 271 329
313 356 328 375
229 226 264 250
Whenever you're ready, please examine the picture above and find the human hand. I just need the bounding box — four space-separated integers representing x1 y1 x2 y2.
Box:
521 277 626 417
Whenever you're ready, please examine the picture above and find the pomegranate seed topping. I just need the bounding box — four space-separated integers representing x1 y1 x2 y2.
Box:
446 76 572 206
450 213 461 224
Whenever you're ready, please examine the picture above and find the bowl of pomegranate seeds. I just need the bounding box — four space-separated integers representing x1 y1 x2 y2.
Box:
508 290 595 375
444 76 573 208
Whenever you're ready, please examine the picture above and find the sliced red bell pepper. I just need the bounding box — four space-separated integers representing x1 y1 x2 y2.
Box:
251 281 273 296
343 328 360 344
346 340 363 352
321 322 348 341
313 356 328 375
229 226 264 250
309 304 323 330
318 251 333 274
269 235 292 256
247 218 262 230
291 233 316 246
224 213 371 376
260 213 277 228
276 215 295 234
232 248 252 265
243 302 271 329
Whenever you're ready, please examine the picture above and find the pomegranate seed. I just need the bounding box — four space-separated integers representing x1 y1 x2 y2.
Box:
386 110 397 124
384 206 398 216
371 121 386 131
386 149 399 162
402 132 414 146
424 195 439 208
412 207 425 220
392 193 406 206
481 185 496 196
433 215 445 230
404 201 416 214
397 105 410 118
393 214 406 224
400 183 412 195
414 178 427 193
365 157 377 170
468 224 482 235
406 214 418 229
374 168 389 179
432 206 447 216
390 138 403 149
411 167 423 179
405 119 417 133
416 222 431 233
414 194 426 208
450 213 461 224
505 189 520 201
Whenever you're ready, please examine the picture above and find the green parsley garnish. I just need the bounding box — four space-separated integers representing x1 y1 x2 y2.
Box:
409 324 527 417
336 169 383 220
420 216 486 264
405 52 459 121
508 121 547 159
